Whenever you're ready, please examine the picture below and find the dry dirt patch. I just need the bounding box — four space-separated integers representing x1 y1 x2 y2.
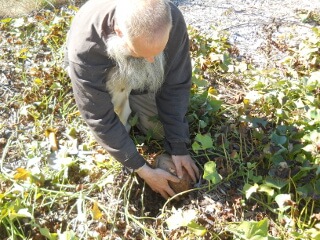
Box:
176 0 320 67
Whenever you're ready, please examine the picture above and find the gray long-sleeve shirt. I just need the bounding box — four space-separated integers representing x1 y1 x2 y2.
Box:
65 0 192 170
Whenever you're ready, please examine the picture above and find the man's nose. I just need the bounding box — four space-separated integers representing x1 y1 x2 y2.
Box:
145 56 155 63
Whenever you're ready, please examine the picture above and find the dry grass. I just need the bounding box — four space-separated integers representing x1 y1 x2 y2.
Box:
0 0 77 18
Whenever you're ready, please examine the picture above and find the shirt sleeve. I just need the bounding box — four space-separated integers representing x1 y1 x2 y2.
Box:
68 61 146 170
156 6 192 155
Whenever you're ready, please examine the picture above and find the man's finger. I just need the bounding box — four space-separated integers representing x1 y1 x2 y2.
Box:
165 186 176 197
165 172 180 183
175 161 183 179
185 165 197 183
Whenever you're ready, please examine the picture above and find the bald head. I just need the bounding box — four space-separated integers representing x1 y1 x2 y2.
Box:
115 0 172 44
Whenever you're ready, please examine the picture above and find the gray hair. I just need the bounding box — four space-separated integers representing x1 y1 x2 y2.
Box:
115 0 172 44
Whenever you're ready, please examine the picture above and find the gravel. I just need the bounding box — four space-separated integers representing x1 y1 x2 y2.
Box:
174 0 320 67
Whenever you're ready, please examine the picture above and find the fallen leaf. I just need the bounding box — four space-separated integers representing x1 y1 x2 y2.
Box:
92 201 103 220
14 168 30 181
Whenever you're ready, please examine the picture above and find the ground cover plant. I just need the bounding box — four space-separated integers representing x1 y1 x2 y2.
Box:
0 1 319 239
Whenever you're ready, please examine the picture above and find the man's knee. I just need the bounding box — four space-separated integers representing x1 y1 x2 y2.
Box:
129 94 164 139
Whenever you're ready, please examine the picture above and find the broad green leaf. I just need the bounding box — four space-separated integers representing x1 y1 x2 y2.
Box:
306 228 320 240
40 227 58 240
250 118 268 128
192 141 202 153
258 184 274 197
233 218 269 240
129 113 139 126
292 166 315 181
208 98 222 112
199 120 207 128
203 161 222 184
194 133 213 150
264 176 288 190
67 127 77 139
271 133 287 145
270 154 284 165
297 180 320 197
187 221 207 236
243 183 259 199
50 82 62 90
222 53 231 66
192 74 208 87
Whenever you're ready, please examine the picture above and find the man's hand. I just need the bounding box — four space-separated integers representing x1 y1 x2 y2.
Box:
136 164 180 199
172 155 199 182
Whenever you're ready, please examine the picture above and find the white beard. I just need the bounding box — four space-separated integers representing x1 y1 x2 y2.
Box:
105 34 165 93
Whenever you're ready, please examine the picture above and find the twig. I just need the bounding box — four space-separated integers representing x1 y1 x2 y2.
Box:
0 133 13 179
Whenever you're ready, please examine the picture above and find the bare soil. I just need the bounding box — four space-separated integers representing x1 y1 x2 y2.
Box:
176 0 320 67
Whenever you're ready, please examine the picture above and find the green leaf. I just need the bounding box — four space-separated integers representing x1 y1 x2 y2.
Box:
307 109 320 124
208 98 222 112
258 184 274 197
192 74 208 87
243 183 259 199
305 226 320 240
234 218 269 240
187 221 207 236
192 141 202 153
40 227 58 240
250 117 268 128
194 133 213 150
203 161 222 184
129 113 139 126
0 17 12 23
297 179 320 198
67 127 77 139
50 82 62 90
271 133 287 145
264 176 288 190
199 120 207 128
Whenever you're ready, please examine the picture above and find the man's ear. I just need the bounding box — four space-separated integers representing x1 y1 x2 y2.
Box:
114 24 123 37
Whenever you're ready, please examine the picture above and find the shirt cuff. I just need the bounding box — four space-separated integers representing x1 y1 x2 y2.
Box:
164 141 189 155
123 152 146 170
